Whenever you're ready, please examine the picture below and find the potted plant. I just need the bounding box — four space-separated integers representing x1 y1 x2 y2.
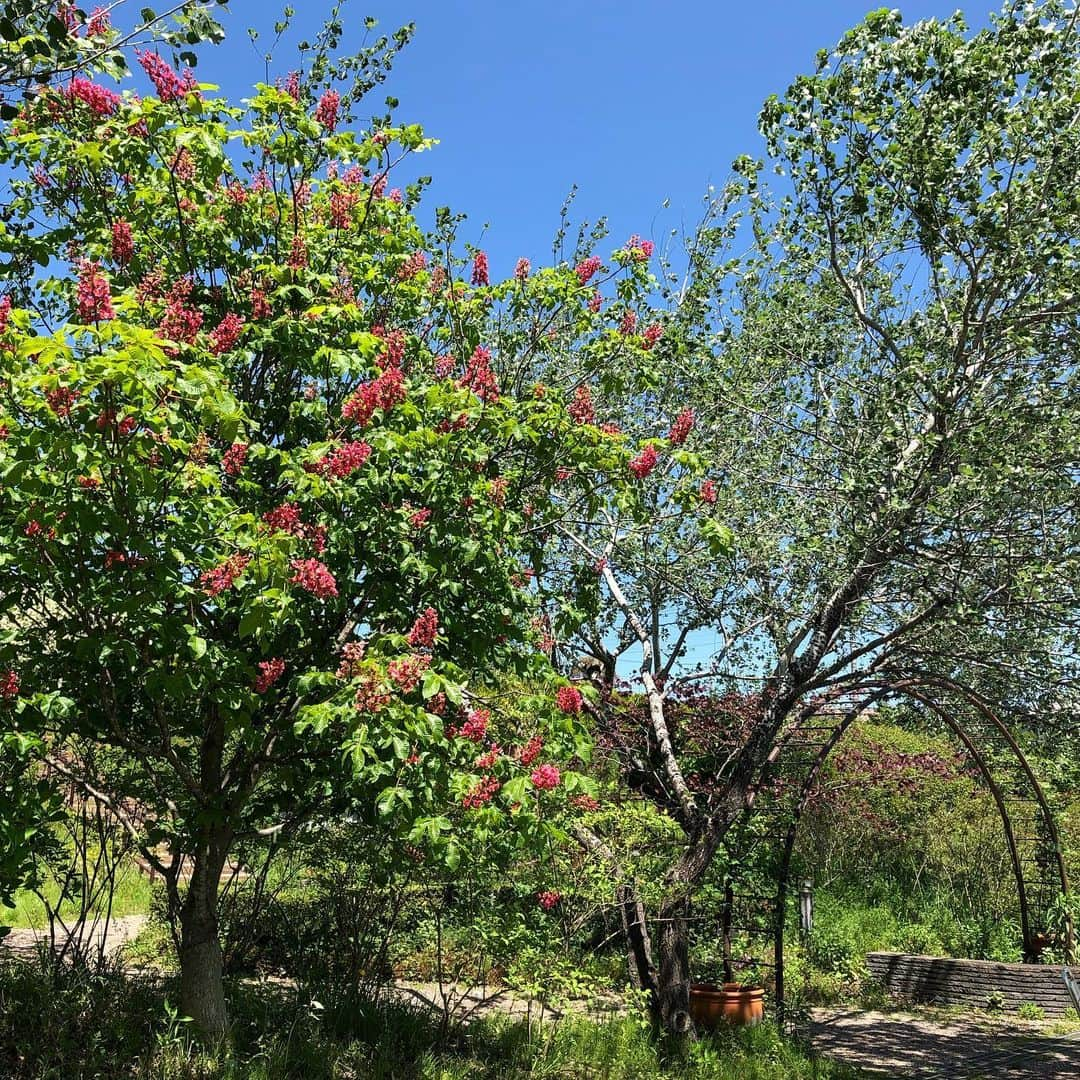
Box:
689 981 766 1028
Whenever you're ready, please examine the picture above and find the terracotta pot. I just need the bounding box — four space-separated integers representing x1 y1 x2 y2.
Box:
689 982 765 1029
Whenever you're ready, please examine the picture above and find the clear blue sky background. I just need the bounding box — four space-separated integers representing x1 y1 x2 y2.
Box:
203 1 987 279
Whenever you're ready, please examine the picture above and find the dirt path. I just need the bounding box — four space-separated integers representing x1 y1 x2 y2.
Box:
0 914 147 960
809 1008 1080 1078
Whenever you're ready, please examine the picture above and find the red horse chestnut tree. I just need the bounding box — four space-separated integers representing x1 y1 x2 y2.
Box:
0 42 644 1034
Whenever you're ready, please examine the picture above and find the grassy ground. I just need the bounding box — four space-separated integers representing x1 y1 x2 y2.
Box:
0 958 866 1079
0 863 152 929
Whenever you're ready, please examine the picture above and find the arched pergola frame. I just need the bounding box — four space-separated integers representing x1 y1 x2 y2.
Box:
739 673 1074 1028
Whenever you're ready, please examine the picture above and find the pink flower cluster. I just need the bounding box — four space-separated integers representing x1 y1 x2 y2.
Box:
410 507 432 530
575 256 602 285
254 658 285 694
336 640 366 679
398 250 428 280
407 607 439 648
0 670 18 700
46 387 79 417
571 794 600 812
288 234 308 270
263 503 302 534
209 313 245 355
372 325 406 369
470 742 499 769
642 323 663 350
354 669 391 714
77 261 114 322
0 295 10 333
314 89 341 131
290 558 338 599
67 77 121 117
111 220 134 265
460 708 490 742
251 287 270 320
668 408 694 446
200 553 251 597
388 654 430 693
530 763 561 790
628 444 658 479
170 147 196 181
137 51 197 103
86 7 111 36
461 345 499 403
700 479 717 505
330 188 359 230
222 442 248 476
537 889 561 911
463 775 500 810
159 278 203 347
322 440 372 479
514 257 530 281
556 686 583 714
568 385 595 425
619 310 638 336
625 234 654 260
519 735 543 766
471 251 489 286
342 367 406 426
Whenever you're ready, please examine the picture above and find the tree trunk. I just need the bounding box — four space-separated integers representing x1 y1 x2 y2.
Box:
178 843 229 1040
617 883 658 997
656 896 694 1035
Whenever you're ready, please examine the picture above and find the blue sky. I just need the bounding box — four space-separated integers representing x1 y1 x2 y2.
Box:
205 1 986 277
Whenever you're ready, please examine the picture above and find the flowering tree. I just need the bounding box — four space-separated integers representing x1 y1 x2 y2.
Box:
0 1 229 119
509 1 1080 1031
0 32 655 1033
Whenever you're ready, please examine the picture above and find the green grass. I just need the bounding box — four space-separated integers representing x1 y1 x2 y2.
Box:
0 859 152 929
0 957 867 1079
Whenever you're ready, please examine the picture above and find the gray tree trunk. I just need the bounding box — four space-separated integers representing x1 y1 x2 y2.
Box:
178 843 229 1040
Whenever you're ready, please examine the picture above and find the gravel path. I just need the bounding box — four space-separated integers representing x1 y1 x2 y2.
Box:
809 1008 1080 1078
0 914 147 960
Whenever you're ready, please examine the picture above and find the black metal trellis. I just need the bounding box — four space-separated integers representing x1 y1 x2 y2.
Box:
717 675 1074 1029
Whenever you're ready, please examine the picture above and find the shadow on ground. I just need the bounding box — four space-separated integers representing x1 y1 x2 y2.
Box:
810 1008 1080 1079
